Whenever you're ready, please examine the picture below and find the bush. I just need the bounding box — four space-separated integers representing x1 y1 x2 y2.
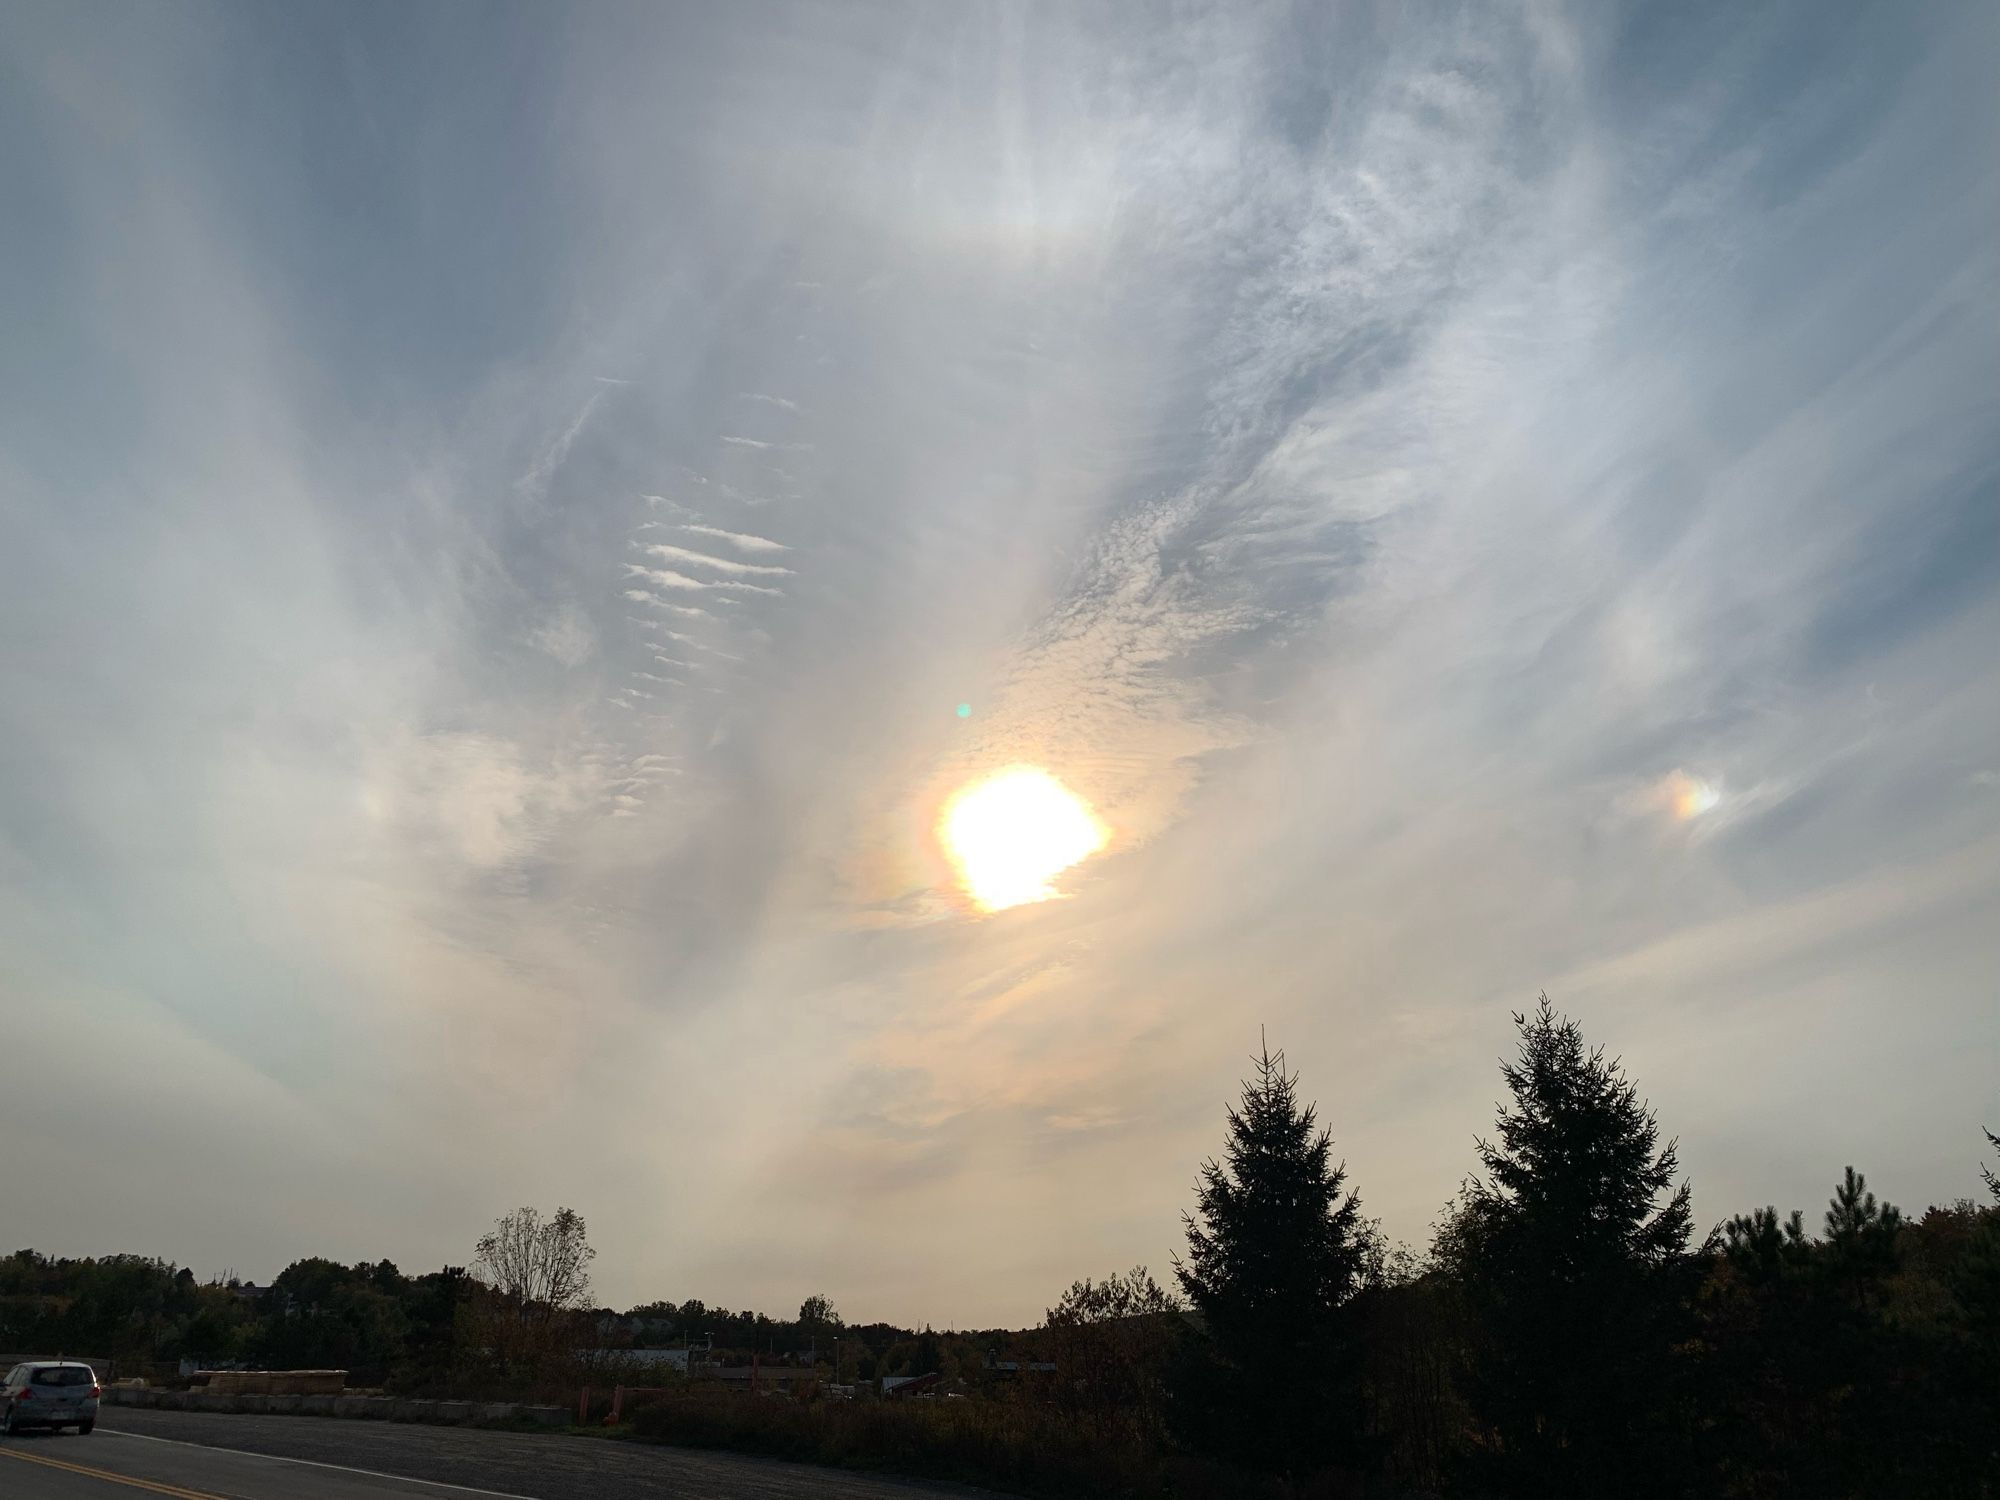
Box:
623 1391 1261 1499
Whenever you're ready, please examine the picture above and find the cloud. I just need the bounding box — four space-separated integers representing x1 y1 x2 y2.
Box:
517 391 603 501
622 590 717 617
527 605 596 667
358 732 597 872
679 524 789 553
624 564 784 597
634 542 795 578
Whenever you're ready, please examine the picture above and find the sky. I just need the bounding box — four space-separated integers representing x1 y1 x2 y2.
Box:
1 0 1996 1328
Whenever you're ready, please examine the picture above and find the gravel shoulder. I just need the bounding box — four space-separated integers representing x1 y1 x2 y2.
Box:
97 1405 990 1500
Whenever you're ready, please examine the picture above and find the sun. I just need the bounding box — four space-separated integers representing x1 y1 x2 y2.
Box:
939 766 1109 912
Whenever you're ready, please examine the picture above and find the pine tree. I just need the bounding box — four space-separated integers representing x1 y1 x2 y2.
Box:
1954 1131 2000 1376
1449 997 1694 1498
1822 1165 1902 1313
1722 1205 1812 1284
1174 1037 1367 1473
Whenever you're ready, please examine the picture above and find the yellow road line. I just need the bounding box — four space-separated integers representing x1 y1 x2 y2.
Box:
0 1443 230 1499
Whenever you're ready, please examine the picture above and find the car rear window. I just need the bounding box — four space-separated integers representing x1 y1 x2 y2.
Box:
31 1367 94 1387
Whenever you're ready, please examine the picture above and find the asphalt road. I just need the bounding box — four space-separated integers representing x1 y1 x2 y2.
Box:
0 1408 985 1499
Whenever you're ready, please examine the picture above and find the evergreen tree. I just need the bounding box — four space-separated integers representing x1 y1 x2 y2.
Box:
1721 1205 1812 1285
1699 1169 1919 1498
1821 1165 1902 1312
1175 1038 1367 1474
1448 997 1694 1497
1956 1130 2000 1458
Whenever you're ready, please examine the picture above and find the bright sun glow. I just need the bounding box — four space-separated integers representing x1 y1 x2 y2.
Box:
939 766 1109 912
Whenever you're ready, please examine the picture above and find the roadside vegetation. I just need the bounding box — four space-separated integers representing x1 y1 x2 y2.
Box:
6 997 1996 1496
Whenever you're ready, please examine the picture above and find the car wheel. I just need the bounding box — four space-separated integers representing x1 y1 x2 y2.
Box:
78 1420 94 1435
1 1406 11 1436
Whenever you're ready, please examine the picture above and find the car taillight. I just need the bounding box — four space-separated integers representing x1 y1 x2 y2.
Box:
91 1385 102 1398
12 1388 31 1401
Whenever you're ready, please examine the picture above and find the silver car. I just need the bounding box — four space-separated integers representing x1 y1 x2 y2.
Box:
1 1362 101 1435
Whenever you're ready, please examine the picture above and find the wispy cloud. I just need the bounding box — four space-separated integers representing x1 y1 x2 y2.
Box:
624 564 784 597
517 390 603 501
527 605 596 667
718 434 812 452
679 524 789 553
621 590 719 617
634 542 795 578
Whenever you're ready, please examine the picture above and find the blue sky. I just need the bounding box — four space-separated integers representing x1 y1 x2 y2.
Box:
2 0 1995 1325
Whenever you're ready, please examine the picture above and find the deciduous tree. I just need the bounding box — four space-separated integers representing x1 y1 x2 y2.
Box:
1042 1266 1182 1441
473 1206 595 1318
472 1206 595 1383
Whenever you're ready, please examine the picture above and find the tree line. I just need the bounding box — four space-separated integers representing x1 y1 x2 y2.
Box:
0 1208 1015 1398
5 995 1995 1495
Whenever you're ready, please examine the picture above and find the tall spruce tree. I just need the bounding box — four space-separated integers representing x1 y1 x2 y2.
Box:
1449 997 1694 1498
1175 1038 1367 1473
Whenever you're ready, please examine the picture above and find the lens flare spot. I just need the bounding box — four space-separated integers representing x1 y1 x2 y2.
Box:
939 766 1108 912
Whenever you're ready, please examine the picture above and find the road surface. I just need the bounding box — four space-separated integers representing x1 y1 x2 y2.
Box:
0 1407 984 1499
